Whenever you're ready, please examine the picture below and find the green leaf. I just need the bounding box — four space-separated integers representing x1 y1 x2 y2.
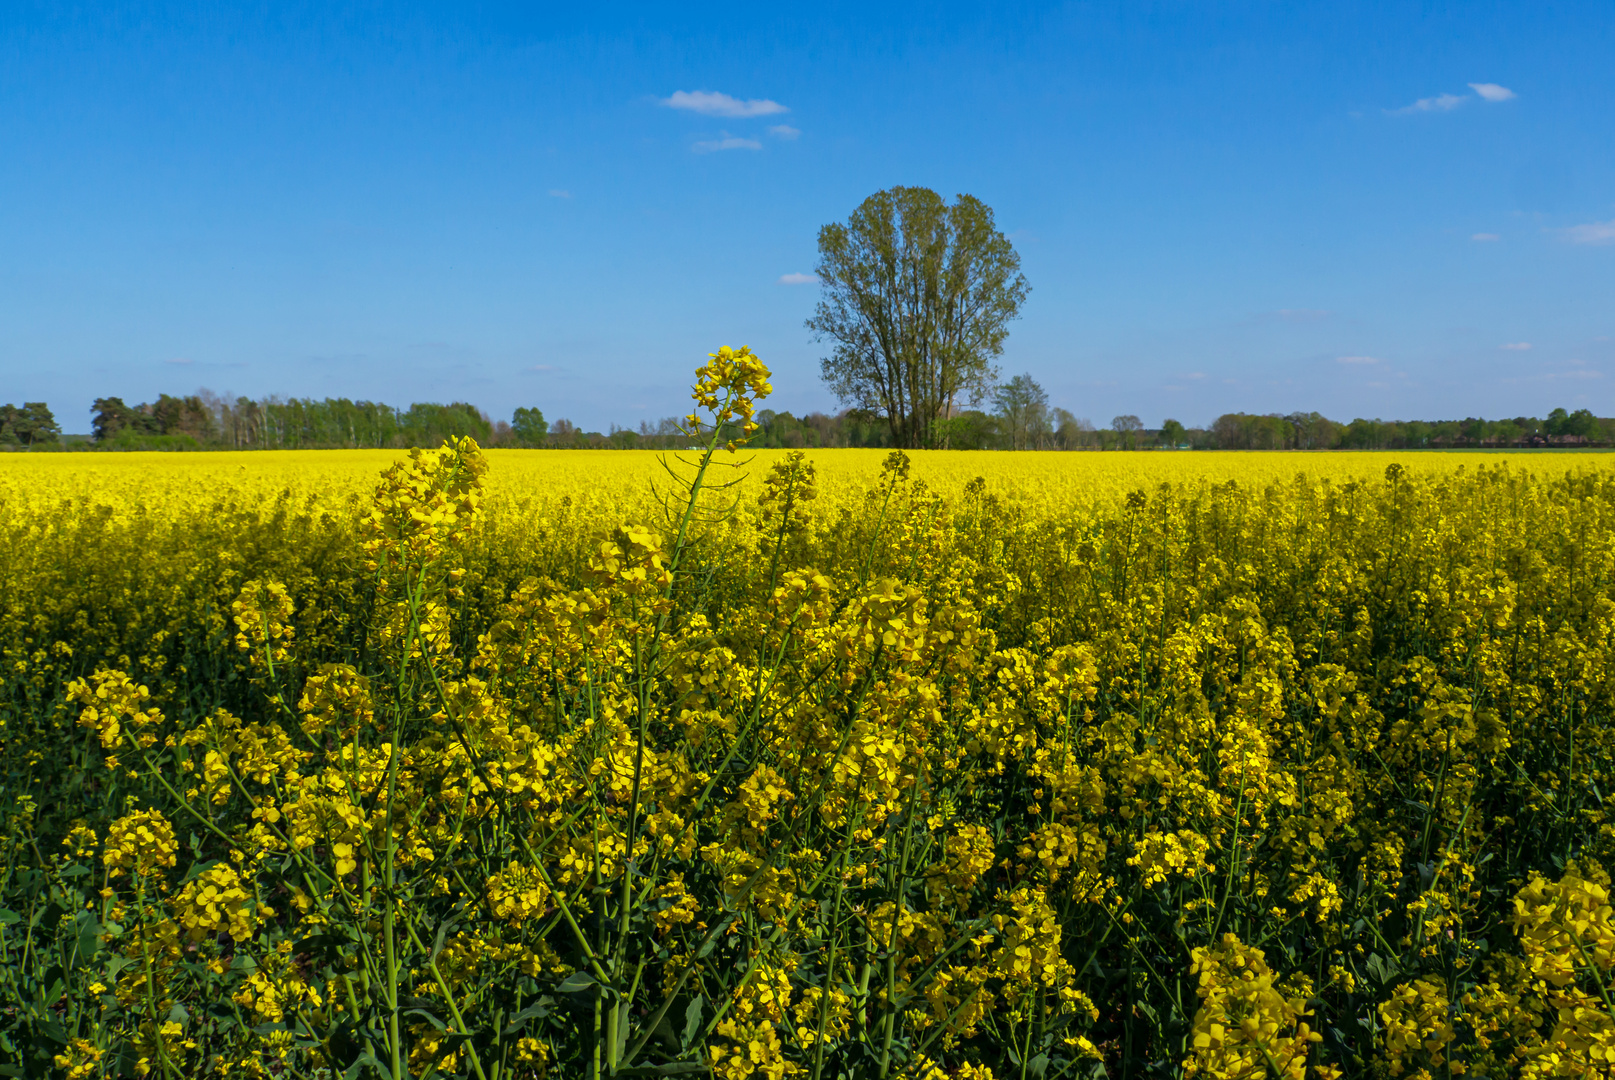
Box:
403 1008 447 1031
72 913 103 967
1366 952 1397 987
614 1001 631 1063
430 917 453 964
0 908 20 926
557 971 597 994
682 995 704 1049
503 997 554 1035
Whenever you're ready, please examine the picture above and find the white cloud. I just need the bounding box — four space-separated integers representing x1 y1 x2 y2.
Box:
1389 92 1466 115
692 134 762 153
526 365 557 373
662 90 787 118
1553 220 1615 246
1469 82 1517 102
778 272 818 285
1501 342 1532 351
1472 232 1500 242
166 357 193 365
1336 355 1383 365
548 189 572 199
767 124 800 140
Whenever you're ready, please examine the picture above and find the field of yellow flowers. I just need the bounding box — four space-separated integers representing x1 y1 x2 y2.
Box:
4 351 1615 1080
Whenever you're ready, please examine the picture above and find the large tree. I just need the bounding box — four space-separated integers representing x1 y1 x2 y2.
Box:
994 372 1051 450
0 402 60 446
511 406 549 447
808 186 1029 448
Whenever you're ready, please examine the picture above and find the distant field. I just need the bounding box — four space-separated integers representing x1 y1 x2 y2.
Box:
4 446 1610 522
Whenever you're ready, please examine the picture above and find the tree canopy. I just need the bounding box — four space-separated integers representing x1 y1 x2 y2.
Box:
994 373 1052 450
511 407 549 446
0 402 59 447
808 186 1029 448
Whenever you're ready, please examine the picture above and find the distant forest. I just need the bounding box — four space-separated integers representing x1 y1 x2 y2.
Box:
1 385 1611 452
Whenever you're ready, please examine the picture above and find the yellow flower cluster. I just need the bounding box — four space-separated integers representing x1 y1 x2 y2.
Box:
103 808 177 880
361 434 488 575
172 864 260 943
231 579 295 665
1187 935 1335 1080
68 668 164 767
686 344 773 449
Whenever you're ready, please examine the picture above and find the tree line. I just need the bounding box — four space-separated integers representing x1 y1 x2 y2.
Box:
3 389 1610 453
83 392 494 450
755 395 1614 451
1200 407 1612 450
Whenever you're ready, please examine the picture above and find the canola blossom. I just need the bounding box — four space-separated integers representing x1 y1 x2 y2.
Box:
4 352 1615 1078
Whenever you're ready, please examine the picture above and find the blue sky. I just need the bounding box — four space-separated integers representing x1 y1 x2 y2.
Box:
2 2 1612 433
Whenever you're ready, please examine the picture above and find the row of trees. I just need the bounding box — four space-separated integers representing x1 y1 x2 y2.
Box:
13 372 1612 460
752 400 1615 451
80 395 731 451
9 389 1605 453
89 393 494 449
755 390 1614 452
1205 407 1612 450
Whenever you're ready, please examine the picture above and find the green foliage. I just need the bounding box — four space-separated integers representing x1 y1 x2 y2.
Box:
511 407 549 446
931 410 998 450
0 402 60 447
1207 409 1614 450
86 394 495 450
400 402 491 445
994 374 1051 450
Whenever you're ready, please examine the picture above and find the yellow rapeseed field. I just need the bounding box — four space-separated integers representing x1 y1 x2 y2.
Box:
4 350 1615 1080
1 443 1588 517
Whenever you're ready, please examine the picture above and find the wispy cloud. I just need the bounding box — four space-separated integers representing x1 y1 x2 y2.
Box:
1551 220 1615 246
166 357 193 365
1389 92 1466 115
1472 232 1500 242
1502 363 1603 384
692 134 762 153
1389 83 1517 116
767 124 800 140
548 189 571 199
778 272 818 285
1336 355 1383 365
526 365 558 373
1501 342 1532 351
662 90 787 118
